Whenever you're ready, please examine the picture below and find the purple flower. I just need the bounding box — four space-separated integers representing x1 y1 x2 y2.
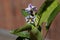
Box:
28 4 32 8
25 4 37 14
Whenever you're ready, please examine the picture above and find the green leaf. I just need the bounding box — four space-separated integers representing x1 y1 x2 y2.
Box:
39 0 59 26
10 24 32 34
37 0 54 16
36 0 55 26
14 31 30 38
46 4 60 30
21 9 29 17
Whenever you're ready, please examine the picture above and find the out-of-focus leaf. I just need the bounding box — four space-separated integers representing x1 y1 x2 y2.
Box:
30 25 43 40
21 9 29 17
14 31 30 38
37 0 54 16
36 0 55 26
10 24 32 34
46 4 60 30
39 0 59 26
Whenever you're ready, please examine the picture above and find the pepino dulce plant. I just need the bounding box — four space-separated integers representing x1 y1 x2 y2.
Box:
10 0 60 40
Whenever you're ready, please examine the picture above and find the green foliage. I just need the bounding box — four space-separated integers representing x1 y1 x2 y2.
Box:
10 24 32 34
39 0 59 26
36 0 55 26
37 0 54 16
21 9 29 17
14 31 30 38
46 4 60 30
30 25 43 40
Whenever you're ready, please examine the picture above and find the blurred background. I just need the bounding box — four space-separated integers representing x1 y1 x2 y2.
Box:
0 0 45 30
0 0 45 40
0 0 60 40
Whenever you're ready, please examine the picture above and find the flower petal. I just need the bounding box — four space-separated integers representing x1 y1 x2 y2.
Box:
32 6 37 11
25 8 31 11
32 6 35 8
28 4 32 8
